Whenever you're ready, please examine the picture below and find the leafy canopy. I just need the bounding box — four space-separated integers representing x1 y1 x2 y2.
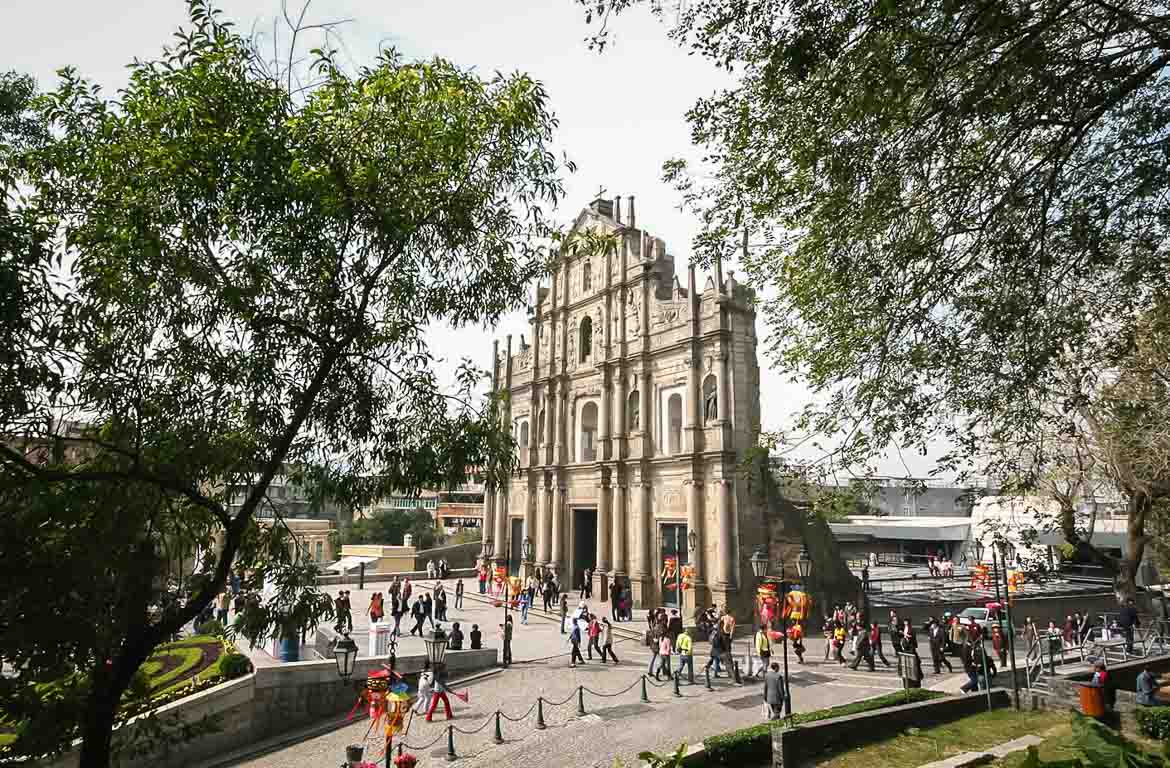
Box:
0 2 565 763
579 0 1170 478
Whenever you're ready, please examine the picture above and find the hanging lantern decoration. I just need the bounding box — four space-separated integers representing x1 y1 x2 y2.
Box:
661 556 678 590
756 582 779 627
782 589 811 621
680 564 696 590
970 563 990 590
509 576 523 607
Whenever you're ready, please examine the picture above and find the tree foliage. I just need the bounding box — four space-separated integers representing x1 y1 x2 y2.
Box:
579 0 1170 590
344 508 442 549
0 2 565 765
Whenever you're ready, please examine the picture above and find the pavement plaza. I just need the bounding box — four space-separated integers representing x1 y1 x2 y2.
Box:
220 578 973 768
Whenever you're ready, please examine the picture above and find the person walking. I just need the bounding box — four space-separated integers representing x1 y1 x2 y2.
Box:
929 620 953 673
501 614 513 667
850 625 875 671
427 559 436 579
789 622 806 664
569 618 586 667
1120 598 1140 654
870 622 890 666
454 579 464 610
519 588 530 625
543 579 554 613
435 587 448 622
409 596 426 637
215 591 230 624
601 617 620 664
1047 620 1064 663
645 624 660 676
587 614 603 660
610 578 621 621
477 563 487 595
901 620 919 658
676 628 693 681
391 593 405 637
559 593 569 634
861 564 870 593
763 662 785 721
755 625 772 679
959 639 979 693
402 578 413 606
991 624 1007 667
368 592 384 625
822 617 835 661
706 625 724 677
422 593 435 630
656 633 673 681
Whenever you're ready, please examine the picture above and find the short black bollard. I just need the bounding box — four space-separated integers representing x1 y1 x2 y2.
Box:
446 725 456 761
536 696 546 730
641 674 650 703
673 671 682 698
577 685 586 716
734 660 743 685
705 665 713 691
493 710 504 744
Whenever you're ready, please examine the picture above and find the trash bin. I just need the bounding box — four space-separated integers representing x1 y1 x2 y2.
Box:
278 636 300 662
1077 682 1106 718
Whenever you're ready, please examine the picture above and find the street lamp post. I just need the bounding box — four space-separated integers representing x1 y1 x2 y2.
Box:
750 545 812 721
972 538 1020 710
522 535 535 617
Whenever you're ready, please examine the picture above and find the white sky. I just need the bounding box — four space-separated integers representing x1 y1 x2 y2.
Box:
3 0 942 478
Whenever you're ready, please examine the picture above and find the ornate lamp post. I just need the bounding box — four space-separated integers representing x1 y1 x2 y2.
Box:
334 632 358 682
423 626 451 712
522 535 534 575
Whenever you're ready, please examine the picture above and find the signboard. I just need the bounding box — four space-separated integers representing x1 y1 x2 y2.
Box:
897 651 923 702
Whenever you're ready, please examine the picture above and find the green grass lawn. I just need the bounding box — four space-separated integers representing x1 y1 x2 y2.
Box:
812 708 1070 768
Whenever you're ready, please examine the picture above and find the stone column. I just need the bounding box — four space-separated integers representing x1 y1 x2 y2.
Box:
555 388 567 465
716 479 734 587
631 481 653 607
495 487 509 567
538 481 551 566
615 367 627 459
685 479 703 584
599 373 611 461
551 485 564 577
612 483 627 575
597 476 612 573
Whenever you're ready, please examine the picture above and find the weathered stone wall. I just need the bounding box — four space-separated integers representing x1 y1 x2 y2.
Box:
751 460 861 624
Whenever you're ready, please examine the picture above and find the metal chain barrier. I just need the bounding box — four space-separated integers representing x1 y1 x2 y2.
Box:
581 675 643 698
499 700 539 722
543 689 579 707
644 673 669 687
451 713 497 735
399 728 448 752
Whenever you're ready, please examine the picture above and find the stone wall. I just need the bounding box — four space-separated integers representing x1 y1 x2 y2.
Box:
771 690 1011 767
50 649 497 768
750 460 861 624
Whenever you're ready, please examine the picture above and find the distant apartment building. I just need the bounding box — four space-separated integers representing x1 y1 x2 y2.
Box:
356 469 486 534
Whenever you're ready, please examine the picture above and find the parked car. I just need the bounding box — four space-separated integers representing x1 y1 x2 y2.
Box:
956 605 1013 636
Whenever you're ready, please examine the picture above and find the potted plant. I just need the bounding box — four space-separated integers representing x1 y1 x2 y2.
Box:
392 753 418 768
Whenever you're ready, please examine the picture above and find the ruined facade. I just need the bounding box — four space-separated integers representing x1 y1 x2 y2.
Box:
483 194 763 612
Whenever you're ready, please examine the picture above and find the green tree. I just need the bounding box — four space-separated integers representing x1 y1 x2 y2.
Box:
579 0 1170 598
0 3 564 765
345 507 442 549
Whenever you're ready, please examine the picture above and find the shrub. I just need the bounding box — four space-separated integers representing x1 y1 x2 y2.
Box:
219 653 252 680
195 619 225 637
702 688 942 766
1136 705 1170 740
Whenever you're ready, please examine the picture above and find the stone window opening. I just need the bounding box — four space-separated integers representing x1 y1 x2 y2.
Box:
520 421 529 449
537 408 545 444
668 393 683 455
627 390 640 431
583 260 592 292
580 401 599 462
579 316 593 362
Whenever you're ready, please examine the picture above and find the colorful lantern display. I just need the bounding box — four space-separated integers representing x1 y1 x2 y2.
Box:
347 668 413 758
782 589 811 621
680 564 695 590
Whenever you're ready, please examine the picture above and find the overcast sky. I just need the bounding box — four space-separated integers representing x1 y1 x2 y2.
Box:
4 0 943 478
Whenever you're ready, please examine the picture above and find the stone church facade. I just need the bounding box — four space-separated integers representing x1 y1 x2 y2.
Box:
482 194 763 613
